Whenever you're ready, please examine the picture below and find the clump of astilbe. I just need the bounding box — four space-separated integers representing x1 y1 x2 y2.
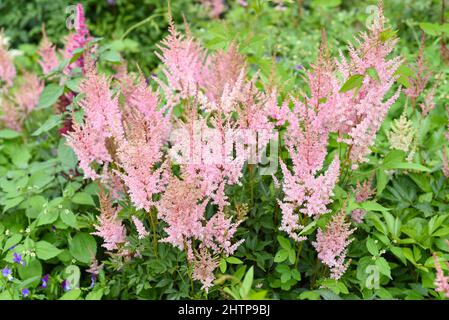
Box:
351 178 375 223
332 3 402 167
442 148 449 178
37 27 59 75
92 188 127 251
65 64 123 179
419 85 436 117
387 109 416 162
0 32 16 87
61 3 92 74
312 209 355 280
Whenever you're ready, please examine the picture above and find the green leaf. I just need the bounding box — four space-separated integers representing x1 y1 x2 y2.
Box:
0 129 21 139
3 234 23 252
85 288 104 300
58 138 78 170
366 237 380 256
339 74 364 93
37 208 59 226
239 266 254 298
277 235 291 250
361 201 390 212
35 240 63 260
60 210 78 229
274 249 289 263
18 258 42 287
226 257 243 264
100 50 121 63
65 78 82 93
32 114 62 136
366 67 380 83
375 257 392 279
219 258 227 273
59 288 82 300
379 28 398 42
37 84 64 109
72 192 95 206
69 232 97 264
2 196 24 213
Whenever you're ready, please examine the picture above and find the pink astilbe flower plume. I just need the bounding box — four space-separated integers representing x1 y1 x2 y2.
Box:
313 209 355 279
38 26 59 75
14 72 44 114
65 66 123 179
62 3 92 73
155 20 208 101
131 216 149 240
351 177 375 223
92 188 126 251
199 0 226 19
0 34 16 87
191 247 219 292
432 253 449 298
332 3 402 166
0 97 22 131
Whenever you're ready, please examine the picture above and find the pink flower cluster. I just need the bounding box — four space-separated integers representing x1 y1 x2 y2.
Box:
312 210 355 280
433 252 449 298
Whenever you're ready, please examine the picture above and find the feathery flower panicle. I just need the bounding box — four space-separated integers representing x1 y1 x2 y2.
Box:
131 216 149 239
351 178 375 223
387 110 416 161
0 34 16 87
65 66 123 179
405 33 430 101
62 3 91 73
203 42 246 103
0 96 22 131
313 209 355 279
117 108 170 212
92 189 126 251
157 176 207 249
332 3 401 166
432 253 449 298
419 86 436 117
199 0 226 19
278 95 340 240
15 72 44 114
155 21 208 100
191 247 219 292
38 27 59 75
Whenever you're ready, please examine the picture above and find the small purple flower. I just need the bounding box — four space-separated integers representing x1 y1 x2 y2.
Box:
2 267 13 281
13 253 25 266
107 0 116 5
62 280 71 292
21 288 30 297
295 64 303 71
90 274 96 288
275 56 281 63
8 244 17 251
41 274 50 289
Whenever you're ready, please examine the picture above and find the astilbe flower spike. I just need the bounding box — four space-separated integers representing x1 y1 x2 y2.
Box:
332 3 402 166
37 26 59 75
131 216 149 240
92 188 126 251
0 33 16 87
312 209 355 279
351 177 375 223
14 72 44 114
62 3 92 73
432 253 449 298
65 65 123 179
